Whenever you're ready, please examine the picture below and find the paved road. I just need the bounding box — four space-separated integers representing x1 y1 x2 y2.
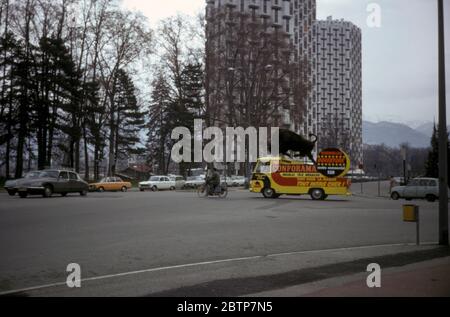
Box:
0 188 446 295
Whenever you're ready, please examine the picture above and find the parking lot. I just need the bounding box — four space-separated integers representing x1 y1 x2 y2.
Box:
0 187 446 296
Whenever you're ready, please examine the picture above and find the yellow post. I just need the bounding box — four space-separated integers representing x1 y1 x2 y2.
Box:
403 205 420 245
403 205 418 222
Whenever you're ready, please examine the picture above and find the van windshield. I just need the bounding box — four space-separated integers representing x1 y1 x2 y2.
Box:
255 161 271 174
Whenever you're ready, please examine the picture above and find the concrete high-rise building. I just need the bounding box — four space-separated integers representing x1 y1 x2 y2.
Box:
205 2 363 166
307 16 363 166
205 0 316 129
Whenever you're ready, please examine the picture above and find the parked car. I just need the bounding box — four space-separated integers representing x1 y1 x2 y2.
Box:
10 170 89 198
139 176 176 192
185 176 205 189
231 176 248 187
89 177 132 192
391 178 445 202
221 176 234 187
169 175 186 189
4 171 42 196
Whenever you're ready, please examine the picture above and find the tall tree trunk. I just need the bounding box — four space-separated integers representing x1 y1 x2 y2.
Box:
75 140 80 173
16 0 33 178
15 115 26 178
108 78 117 176
108 116 115 176
47 105 56 167
83 125 89 180
1 0 10 177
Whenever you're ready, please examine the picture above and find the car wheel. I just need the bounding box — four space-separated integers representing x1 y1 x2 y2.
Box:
80 190 88 196
310 189 326 201
140 188 145 192
19 192 28 199
151 186 158 192
98 187 105 193
426 194 437 202
262 187 278 199
391 192 400 201
61 193 68 197
121 186 128 192
7 190 16 197
170 186 176 191
43 185 53 198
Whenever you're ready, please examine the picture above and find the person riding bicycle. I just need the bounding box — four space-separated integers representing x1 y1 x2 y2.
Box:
206 168 221 194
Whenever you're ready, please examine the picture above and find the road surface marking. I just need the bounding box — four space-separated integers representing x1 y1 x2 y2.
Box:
0 242 438 296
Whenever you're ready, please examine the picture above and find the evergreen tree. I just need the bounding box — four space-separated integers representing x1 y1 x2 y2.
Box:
425 124 450 187
425 125 439 178
180 62 204 120
0 32 21 178
147 73 174 174
114 69 146 162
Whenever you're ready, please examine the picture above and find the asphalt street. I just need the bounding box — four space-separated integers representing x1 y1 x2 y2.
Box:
0 187 447 296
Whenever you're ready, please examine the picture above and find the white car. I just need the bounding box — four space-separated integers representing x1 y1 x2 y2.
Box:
185 176 205 189
231 176 248 187
169 175 186 189
220 176 234 187
391 178 445 202
139 176 176 192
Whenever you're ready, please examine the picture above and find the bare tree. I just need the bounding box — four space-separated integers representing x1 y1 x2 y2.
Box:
98 9 152 175
205 7 310 130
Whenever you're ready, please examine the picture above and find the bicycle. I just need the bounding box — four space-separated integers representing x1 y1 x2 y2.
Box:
197 182 228 198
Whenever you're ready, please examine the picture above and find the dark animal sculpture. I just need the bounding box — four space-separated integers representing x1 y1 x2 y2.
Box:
277 129 318 165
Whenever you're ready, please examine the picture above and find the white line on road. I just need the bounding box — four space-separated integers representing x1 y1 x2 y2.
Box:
0 242 438 296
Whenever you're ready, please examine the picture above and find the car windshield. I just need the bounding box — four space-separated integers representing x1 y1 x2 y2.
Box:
39 171 59 179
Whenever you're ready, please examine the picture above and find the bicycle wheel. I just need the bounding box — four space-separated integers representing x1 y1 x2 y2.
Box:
219 185 228 198
197 184 209 198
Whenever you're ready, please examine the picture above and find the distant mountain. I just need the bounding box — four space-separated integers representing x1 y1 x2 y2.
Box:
415 122 435 137
363 121 431 148
414 122 450 137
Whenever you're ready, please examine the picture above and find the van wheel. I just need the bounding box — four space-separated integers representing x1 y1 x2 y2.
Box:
391 192 400 201
310 189 326 201
262 188 278 199
426 194 436 202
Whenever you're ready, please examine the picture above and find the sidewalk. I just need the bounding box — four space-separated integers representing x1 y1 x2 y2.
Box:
248 255 450 297
308 257 450 297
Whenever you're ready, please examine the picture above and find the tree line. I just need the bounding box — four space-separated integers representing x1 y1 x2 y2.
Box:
1 0 310 180
0 0 165 180
364 125 449 187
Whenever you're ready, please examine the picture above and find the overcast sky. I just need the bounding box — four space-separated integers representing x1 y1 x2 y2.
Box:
122 0 450 126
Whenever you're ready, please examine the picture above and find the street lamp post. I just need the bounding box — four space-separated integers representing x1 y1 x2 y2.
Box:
437 0 448 246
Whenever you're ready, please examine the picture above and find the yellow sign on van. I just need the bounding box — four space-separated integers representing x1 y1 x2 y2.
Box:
316 148 351 178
